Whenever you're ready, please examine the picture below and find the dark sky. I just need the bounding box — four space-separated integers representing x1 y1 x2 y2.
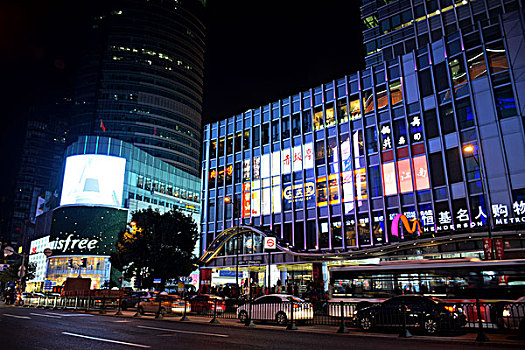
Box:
203 0 365 123
0 0 364 198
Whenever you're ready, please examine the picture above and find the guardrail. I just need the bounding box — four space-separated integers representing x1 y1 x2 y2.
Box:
19 296 525 336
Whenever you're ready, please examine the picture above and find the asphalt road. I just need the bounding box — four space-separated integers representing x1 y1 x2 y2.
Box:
0 307 511 349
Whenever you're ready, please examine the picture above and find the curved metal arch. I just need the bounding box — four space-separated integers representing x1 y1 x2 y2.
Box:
199 225 290 264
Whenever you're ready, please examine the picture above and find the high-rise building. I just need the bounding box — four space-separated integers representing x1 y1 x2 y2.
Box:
70 0 206 177
199 0 525 298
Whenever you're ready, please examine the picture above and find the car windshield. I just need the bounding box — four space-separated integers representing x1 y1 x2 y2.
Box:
285 296 305 303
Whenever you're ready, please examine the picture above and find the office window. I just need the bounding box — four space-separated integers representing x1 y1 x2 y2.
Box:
487 41 509 74
439 104 456 134
467 48 487 81
419 69 433 97
272 121 280 143
390 80 402 105
449 56 467 87
376 86 388 109
349 96 362 120
282 117 290 139
363 90 375 114
303 110 313 133
218 138 225 157
325 106 336 127
445 148 463 183
494 85 517 119
262 123 270 145
313 108 324 131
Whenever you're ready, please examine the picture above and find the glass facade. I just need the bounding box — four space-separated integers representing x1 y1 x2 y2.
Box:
66 136 201 223
200 0 525 270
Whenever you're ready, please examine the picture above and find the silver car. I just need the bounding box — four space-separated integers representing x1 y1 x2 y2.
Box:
237 294 313 326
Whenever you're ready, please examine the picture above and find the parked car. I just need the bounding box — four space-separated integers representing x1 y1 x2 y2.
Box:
236 294 313 326
354 295 466 335
121 291 152 310
502 296 525 331
138 294 190 315
189 294 226 314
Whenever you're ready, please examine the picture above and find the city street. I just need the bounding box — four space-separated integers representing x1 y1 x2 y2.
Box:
0 306 518 349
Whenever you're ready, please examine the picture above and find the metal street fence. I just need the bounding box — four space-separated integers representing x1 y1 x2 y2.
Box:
20 296 525 336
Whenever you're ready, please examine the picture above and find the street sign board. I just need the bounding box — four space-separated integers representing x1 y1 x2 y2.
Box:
3 246 15 256
263 237 277 250
153 278 161 284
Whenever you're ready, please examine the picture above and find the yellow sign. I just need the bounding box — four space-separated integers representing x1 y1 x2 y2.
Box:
283 182 315 204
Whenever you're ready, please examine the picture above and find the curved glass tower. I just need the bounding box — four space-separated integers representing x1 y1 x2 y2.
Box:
71 0 205 177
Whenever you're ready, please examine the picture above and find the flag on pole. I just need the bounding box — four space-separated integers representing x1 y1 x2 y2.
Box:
100 120 106 132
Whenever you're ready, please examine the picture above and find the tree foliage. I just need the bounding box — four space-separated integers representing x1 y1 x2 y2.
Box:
110 208 199 289
0 260 36 284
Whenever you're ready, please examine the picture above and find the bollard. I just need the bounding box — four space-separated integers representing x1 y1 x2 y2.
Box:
337 301 349 333
52 296 58 310
99 296 107 314
399 301 412 338
74 296 79 310
86 295 91 312
115 296 123 316
286 299 297 330
155 298 164 319
133 297 141 318
245 297 255 327
210 298 220 324
475 298 490 342
180 295 189 321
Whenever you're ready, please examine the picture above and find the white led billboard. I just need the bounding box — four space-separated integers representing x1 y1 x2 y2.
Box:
60 155 126 207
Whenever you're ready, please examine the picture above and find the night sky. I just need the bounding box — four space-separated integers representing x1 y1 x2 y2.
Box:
0 0 364 199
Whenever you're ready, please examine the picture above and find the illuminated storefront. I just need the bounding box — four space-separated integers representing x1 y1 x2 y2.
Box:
199 1 525 288
45 206 128 289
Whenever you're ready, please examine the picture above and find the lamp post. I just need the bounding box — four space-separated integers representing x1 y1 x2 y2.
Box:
463 144 494 259
224 196 240 290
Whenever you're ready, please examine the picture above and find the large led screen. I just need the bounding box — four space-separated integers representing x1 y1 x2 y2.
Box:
60 155 126 207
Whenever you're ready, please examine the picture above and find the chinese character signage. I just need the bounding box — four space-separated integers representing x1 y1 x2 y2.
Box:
283 182 315 205
397 159 413 193
494 238 504 260
382 162 397 196
483 238 494 260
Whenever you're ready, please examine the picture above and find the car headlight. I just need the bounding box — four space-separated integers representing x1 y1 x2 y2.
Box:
502 309 511 317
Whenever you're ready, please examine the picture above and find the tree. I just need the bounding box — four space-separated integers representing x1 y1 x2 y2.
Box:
110 208 199 290
0 260 36 284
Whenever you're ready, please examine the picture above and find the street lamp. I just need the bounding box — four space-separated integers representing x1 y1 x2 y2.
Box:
463 144 494 258
224 196 240 290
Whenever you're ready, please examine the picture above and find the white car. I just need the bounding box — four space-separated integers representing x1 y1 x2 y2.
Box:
502 296 525 330
237 294 313 326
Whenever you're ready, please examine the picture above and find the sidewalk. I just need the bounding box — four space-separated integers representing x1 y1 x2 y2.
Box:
73 307 525 348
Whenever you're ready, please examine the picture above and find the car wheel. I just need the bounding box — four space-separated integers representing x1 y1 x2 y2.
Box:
423 317 439 335
276 311 288 326
358 315 374 331
239 310 248 323
138 307 145 315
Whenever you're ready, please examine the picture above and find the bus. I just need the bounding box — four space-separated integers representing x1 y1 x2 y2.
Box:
330 258 525 303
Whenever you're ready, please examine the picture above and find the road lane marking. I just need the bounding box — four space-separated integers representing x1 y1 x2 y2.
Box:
62 332 150 348
30 313 62 319
137 325 229 338
113 320 131 323
46 312 93 317
3 313 31 319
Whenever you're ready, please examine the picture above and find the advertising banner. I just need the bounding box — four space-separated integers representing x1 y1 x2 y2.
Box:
49 206 128 256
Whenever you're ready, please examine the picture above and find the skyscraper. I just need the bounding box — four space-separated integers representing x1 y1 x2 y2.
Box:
70 0 206 177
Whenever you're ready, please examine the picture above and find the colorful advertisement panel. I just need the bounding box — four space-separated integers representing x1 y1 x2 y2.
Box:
382 162 397 196
397 158 413 193
413 155 430 190
60 155 126 207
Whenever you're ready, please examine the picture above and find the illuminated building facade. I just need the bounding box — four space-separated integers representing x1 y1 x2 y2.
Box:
199 0 525 288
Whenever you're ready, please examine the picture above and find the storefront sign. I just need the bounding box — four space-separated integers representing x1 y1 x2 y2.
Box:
494 238 504 260
283 182 315 204
391 214 422 240
483 238 494 260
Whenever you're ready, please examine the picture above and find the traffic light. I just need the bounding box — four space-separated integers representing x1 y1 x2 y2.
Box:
80 258 87 268
68 258 73 268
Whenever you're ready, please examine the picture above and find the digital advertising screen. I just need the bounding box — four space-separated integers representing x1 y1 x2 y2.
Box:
60 155 126 207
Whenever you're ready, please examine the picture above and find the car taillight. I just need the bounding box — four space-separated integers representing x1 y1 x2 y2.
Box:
208 300 214 304
293 304 300 309
503 309 511 317
444 306 456 313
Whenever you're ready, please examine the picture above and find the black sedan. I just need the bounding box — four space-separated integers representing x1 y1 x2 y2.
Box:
354 295 466 335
